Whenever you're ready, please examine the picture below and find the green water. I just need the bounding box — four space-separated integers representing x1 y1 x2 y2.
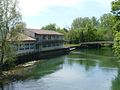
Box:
1 47 120 90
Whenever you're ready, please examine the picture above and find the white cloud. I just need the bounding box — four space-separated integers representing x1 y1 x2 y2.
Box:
19 0 80 16
18 0 113 16
96 0 113 7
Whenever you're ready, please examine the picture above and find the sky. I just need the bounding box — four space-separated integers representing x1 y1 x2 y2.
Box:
19 0 114 29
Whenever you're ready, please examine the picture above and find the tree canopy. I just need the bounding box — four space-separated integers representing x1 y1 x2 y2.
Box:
100 13 115 30
41 23 57 31
111 0 120 17
0 0 24 71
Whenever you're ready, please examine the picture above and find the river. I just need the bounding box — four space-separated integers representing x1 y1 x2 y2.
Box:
1 47 120 90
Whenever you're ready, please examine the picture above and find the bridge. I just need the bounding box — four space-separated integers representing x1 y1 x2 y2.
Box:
80 41 114 45
79 41 114 48
68 41 114 51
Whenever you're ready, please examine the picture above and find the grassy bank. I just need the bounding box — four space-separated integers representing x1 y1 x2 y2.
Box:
64 44 80 47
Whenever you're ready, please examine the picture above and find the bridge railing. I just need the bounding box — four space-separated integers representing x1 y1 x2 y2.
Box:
80 41 114 45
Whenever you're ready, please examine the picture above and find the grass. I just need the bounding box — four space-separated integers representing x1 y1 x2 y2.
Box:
64 44 80 47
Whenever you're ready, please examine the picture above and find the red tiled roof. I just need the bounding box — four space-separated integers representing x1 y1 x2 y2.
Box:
27 28 63 35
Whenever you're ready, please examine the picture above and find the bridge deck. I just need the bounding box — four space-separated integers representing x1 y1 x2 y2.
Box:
80 41 114 45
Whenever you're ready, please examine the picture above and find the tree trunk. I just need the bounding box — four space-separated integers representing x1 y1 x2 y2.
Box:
0 52 4 76
0 51 4 79
0 51 4 65
0 41 5 76
0 41 5 64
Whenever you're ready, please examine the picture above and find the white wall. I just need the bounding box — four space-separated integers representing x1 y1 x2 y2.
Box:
17 42 35 54
41 46 63 51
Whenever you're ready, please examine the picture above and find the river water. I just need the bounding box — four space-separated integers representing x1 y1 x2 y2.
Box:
1 47 120 90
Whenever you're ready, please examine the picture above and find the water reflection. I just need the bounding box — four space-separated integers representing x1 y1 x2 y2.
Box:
0 82 14 90
0 56 64 90
112 69 120 90
0 83 4 90
21 56 64 80
1 47 120 90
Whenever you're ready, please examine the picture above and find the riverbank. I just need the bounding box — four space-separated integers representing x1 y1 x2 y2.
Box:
0 60 42 84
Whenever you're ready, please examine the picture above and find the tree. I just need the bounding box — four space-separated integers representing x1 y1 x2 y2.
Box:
98 13 116 41
79 29 85 42
70 17 101 42
67 29 81 44
41 23 57 31
71 17 93 30
113 21 120 31
0 0 24 72
111 0 120 58
91 16 99 28
71 16 99 30
100 13 115 30
111 0 120 17
113 32 120 59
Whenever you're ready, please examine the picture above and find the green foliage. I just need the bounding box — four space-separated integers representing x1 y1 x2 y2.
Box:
91 16 99 28
111 0 120 17
69 15 115 44
0 0 24 71
113 32 120 58
67 29 81 44
68 13 117 44
41 23 57 31
100 13 116 30
97 28 115 41
111 0 120 58
113 20 120 31
71 17 99 30
70 17 98 43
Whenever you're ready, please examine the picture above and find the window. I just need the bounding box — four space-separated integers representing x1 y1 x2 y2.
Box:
43 44 47 48
57 43 59 46
48 44 51 47
36 45 39 49
53 43 55 46
43 35 46 40
25 44 29 49
53 36 55 39
19 48 24 50
36 38 39 41
19 44 24 50
56 36 59 39
30 43 34 49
